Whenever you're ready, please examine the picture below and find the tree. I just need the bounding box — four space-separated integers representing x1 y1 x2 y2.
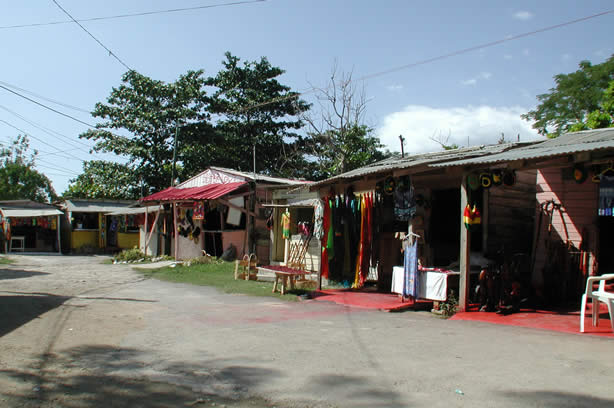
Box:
303 66 388 179
206 52 311 178
63 160 142 200
80 70 212 194
0 134 57 202
522 55 614 137
568 80 614 132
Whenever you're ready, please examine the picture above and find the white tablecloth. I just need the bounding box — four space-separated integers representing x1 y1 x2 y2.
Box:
391 266 449 301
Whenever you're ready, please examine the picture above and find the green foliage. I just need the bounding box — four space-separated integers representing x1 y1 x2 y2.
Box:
80 70 212 193
113 247 150 263
439 290 458 318
63 160 142 199
0 134 57 202
522 55 614 136
309 124 388 179
206 52 311 178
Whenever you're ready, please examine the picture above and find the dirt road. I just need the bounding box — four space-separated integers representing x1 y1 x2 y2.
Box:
1 255 613 408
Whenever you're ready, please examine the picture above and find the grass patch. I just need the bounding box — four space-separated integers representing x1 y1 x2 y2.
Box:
139 261 315 301
0 256 14 264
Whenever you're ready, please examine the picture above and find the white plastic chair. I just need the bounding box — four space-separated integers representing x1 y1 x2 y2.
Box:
580 273 614 333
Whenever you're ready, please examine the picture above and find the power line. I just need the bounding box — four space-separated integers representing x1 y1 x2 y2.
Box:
51 0 133 72
0 83 96 127
1 0 266 29
227 9 614 114
0 80 90 113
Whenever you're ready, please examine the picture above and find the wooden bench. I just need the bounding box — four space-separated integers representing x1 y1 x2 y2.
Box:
234 254 258 280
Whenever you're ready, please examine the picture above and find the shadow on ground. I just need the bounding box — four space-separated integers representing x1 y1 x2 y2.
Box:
0 268 49 280
0 345 284 408
500 390 614 408
0 293 68 337
305 374 406 408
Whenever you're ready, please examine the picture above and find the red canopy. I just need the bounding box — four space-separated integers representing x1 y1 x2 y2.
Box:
141 182 247 202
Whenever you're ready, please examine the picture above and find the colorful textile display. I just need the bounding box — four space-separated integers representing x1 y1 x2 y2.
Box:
193 201 205 220
463 204 481 229
321 199 331 279
599 173 614 216
393 176 416 221
403 239 419 298
281 210 291 239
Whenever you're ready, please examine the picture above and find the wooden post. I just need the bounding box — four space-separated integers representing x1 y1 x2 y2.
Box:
459 174 471 312
56 214 62 254
144 206 148 253
144 209 160 255
482 187 489 254
173 202 178 260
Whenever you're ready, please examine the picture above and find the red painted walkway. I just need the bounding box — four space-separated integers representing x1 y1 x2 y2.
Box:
451 303 614 338
311 289 432 311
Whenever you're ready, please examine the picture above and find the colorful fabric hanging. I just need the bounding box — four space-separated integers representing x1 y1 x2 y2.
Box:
281 210 291 239
326 198 335 261
403 239 419 298
353 195 367 288
463 204 481 230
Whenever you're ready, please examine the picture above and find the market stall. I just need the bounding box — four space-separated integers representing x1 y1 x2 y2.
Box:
0 200 62 254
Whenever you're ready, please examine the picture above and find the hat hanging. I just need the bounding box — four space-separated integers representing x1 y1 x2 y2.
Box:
467 173 481 191
492 169 503 186
503 170 516 187
573 164 587 184
480 172 492 188
384 176 396 195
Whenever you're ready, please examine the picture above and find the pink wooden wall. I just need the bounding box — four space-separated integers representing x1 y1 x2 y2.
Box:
533 168 599 285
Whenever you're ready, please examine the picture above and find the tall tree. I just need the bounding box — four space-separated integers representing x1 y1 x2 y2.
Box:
568 80 614 131
80 70 211 193
206 52 311 178
303 66 388 179
0 134 56 202
522 55 614 137
63 160 142 200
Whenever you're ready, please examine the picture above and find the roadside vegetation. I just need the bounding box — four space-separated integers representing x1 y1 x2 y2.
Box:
138 260 315 301
0 256 14 264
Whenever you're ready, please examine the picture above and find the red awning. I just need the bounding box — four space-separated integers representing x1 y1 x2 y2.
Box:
141 182 247 202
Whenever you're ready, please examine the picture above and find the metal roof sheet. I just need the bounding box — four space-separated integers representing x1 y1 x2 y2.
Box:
431 128 614 168
0 200 63 217
106 205 164 216
62 200 135 213
141 182 247 202
311 142 535 187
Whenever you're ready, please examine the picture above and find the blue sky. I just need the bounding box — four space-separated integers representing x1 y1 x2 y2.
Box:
1 0 613 193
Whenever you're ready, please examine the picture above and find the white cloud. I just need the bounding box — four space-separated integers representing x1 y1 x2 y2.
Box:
376 105 541 154
504 54 513 60
386 84 404 92
461 72 492 86
522 48 530 56
562 53 571 61
513 11 534 20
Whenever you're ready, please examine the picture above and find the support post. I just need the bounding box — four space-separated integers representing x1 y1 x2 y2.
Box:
56 214 62 254
459 174 471 312
144 207 148 254
173 202 178 260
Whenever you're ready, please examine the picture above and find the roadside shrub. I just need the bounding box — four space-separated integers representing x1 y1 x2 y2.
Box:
439 290 458 318
114 247 150 263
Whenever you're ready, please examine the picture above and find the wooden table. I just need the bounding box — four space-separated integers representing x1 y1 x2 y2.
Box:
272 270 307 295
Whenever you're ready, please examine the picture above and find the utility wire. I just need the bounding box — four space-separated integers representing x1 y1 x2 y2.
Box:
227 9 614 114
51 0 133 72
0 80 90 113
1 0 266 29
0 83 96 127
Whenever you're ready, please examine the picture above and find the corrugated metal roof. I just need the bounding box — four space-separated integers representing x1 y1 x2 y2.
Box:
61 200 136 213
311 141 535 187
141 182 247 202
178 167 312 188
106 205 164 216
431 128 614 168
0 200 63 217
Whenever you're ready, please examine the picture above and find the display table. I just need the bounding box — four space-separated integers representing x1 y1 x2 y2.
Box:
9 236 25 252
392 266 451 301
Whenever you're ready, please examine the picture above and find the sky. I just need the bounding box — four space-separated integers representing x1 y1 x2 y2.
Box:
1 0 613 194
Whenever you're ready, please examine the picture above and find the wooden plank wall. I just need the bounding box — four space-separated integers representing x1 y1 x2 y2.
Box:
486 169 537 256
533 168 598 281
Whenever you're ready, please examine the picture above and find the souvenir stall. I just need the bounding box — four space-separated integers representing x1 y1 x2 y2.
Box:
0 200 63 253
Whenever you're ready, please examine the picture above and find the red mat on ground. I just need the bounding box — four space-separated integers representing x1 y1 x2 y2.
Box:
451 303 614 338
312 289 431 311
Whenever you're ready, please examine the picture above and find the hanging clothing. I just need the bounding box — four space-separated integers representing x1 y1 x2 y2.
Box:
281 210 291 239
313 199 324 239
403 239 419 298
353 195 367 289
599 173 614 216
393 180 416 221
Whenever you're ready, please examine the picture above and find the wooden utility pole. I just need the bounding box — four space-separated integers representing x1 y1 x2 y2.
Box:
458 174 471 311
